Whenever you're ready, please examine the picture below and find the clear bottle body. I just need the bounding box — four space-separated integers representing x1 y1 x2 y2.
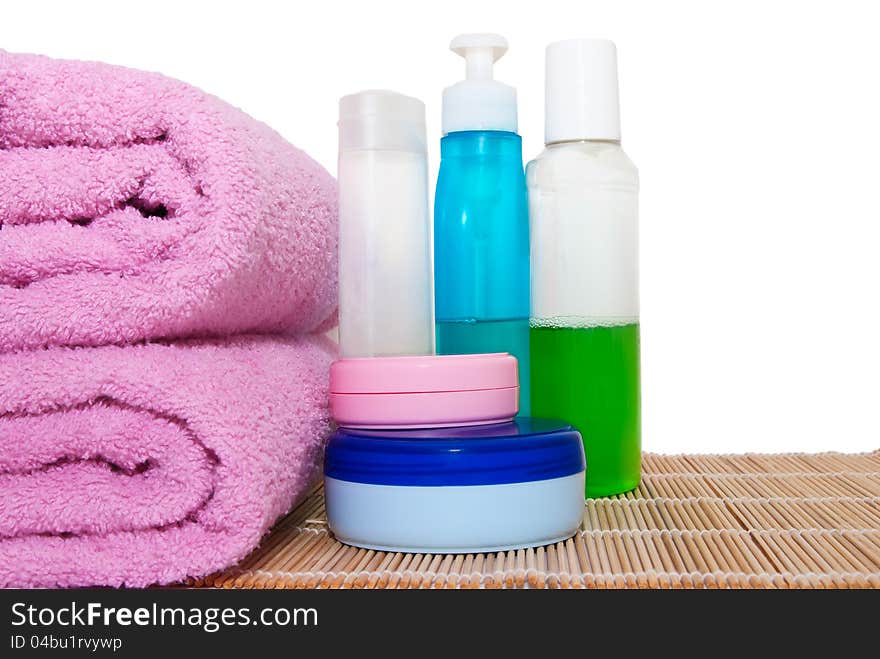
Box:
434 130 531 413
338 149 433 358
527 140 640 496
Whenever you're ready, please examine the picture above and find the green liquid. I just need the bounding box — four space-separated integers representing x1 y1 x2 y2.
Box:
530 323 640 497
436 318 530 416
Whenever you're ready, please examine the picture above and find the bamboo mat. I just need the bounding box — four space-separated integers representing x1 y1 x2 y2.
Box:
198 451 880 589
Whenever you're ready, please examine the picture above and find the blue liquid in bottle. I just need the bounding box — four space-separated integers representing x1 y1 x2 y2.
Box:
434 130 531 414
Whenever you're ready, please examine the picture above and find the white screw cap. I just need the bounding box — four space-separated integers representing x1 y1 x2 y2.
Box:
545 39 621 144
442 33 518 135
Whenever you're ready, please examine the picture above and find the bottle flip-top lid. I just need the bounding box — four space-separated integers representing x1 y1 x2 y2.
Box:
338 89 427 153
442 33 518 135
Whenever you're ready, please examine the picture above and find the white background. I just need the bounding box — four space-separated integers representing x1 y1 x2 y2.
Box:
4 1 879 454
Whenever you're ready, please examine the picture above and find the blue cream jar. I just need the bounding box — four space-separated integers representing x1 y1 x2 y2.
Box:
324 418 586 553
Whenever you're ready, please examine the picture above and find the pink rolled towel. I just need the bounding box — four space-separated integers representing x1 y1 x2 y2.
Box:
0 50 338 351
0 335 335 588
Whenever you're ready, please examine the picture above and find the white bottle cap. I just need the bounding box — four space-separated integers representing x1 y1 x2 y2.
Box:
442 33 517 135
545 39 621 144
339 90 426 153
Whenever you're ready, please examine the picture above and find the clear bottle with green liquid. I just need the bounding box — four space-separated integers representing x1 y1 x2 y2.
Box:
528 39 641 497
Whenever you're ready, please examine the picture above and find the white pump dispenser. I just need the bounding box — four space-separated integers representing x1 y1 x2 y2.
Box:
441 33 517 135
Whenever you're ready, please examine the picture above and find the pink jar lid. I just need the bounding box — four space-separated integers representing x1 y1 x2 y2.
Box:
329 353 519 429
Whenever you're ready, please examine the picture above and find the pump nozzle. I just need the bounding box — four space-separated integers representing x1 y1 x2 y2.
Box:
450 33 508 81
442 33 518 135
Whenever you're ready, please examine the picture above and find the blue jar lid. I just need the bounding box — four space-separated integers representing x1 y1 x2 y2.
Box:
324 417 585 487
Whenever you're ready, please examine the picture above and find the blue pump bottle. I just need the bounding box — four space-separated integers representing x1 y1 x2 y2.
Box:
434 34 531 414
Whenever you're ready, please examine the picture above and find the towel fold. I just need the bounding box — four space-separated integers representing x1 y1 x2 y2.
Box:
0 335 335 588
0 50 338 352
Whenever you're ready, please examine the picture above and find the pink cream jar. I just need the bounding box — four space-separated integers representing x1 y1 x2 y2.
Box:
329 353 519 429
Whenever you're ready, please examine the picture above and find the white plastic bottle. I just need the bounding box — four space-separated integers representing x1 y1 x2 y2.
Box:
337 90 433 358
527 39 641 497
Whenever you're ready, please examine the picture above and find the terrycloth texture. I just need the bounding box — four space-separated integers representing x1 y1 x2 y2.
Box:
0 335 335 588
0 50 338 351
